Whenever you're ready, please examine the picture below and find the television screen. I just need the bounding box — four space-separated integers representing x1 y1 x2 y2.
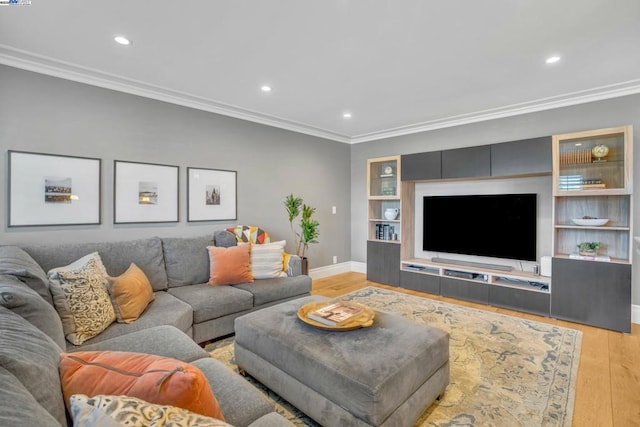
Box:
423 193 537 261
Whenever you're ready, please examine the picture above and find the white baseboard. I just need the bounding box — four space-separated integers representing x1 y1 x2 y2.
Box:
313 260 640 327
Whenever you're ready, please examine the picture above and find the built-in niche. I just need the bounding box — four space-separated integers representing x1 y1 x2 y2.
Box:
414 176 553 273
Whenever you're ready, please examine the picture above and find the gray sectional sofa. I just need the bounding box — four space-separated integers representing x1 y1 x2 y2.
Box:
0 233 312 426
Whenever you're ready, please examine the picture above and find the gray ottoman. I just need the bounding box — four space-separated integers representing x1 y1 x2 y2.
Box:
234 295 449 427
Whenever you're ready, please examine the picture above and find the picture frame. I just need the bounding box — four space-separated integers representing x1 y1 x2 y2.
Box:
7 150 101 227
114 160 179 224
187 167 237 222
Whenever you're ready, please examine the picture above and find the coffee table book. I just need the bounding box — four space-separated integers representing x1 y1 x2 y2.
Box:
307 302 364 326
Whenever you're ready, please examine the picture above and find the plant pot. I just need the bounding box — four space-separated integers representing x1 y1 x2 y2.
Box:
579 249 597 257
301 257 309 276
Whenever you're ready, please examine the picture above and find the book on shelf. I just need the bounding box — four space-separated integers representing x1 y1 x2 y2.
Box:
307 302 364 326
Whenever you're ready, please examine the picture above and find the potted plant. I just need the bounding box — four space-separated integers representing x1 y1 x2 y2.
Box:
284 194 319 275
577 242 602 256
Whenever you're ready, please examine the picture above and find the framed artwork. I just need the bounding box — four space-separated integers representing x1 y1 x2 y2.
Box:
187 167 237 222
114 160 179 224
8 150 101 227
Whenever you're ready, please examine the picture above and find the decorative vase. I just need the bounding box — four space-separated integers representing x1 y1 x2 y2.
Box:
579 249 597 257
300 257 309 276
384 208 399 220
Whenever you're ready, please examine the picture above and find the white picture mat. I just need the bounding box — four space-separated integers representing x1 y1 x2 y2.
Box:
188 168 237 221
114 161 178 223
9 152 100 226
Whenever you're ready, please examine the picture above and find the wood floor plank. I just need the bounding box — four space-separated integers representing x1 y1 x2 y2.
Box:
312 272 640 427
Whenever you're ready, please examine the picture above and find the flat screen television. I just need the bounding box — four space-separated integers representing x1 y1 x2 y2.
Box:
423 193 537 261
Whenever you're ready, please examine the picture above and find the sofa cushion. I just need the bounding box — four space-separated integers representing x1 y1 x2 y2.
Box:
168 283 253 323
48 252 116 345
65 291 193 349
0 274 65 349
70 325 208 363
233 275 312 306
0 306 67 426
0 245 52 305
106 263 155 323
162 235 212 288
70 394 232 427
60 351 225 420
213 230 238 248
227 225 270 244
250 241 288 279
0 366 62 427
23 237 169 291
207 245 254 286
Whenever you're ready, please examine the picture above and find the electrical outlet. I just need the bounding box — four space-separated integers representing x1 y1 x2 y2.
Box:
332 256 337 264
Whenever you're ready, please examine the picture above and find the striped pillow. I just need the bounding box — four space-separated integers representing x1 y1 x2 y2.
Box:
250 240 287 279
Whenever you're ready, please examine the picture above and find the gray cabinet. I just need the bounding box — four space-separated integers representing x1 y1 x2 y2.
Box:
551 257 631 332
367 241 400 286
440 277 489 304
400 271 440 294
489 286 550 317
401 152 441 181
491 136 552 177
441 146 491 179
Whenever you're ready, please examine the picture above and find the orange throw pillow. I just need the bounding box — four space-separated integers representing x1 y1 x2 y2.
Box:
59 351 225 421
207 244 254 286
106 263 155 323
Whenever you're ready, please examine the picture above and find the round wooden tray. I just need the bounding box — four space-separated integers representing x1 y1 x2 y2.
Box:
297 301 375 331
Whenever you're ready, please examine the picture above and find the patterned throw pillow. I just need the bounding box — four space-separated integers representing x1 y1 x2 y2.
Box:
226 225 270 244
48 252 116 345
60 351 225 421
106 263 155 324
70 394 233 427
250 240 288 279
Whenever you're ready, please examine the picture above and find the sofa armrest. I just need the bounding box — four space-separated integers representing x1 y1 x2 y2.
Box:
286 255 302 277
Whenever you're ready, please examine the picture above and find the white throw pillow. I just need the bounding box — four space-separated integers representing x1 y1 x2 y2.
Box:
250 240 287 279
48 252 116 345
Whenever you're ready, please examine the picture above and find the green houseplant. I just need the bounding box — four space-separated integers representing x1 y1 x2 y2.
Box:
577 241 602 256
284 194 319 274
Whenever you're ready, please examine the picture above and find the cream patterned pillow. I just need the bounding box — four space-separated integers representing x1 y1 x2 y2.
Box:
250 240 287 279
70 394 233 427
48 252 116 345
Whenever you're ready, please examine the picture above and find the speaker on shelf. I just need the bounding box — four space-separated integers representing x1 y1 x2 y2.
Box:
540 256 552 277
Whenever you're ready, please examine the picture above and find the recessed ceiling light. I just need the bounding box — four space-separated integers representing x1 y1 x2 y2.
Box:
343 113 352 119
545 55 561 64
261 85 272 92
114 36 132 46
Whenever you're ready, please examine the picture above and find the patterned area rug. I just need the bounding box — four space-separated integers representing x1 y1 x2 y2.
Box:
206 287 582 426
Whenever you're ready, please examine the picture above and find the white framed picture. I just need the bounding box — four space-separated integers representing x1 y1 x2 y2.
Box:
114 160 179 224
8 150 101 227
187 167 237 222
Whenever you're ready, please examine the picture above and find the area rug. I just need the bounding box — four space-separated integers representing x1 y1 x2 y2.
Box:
206 287 582 426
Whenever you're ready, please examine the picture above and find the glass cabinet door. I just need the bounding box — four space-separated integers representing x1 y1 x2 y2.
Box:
368 157 399 197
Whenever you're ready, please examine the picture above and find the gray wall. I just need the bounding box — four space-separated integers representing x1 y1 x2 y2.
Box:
0 65 351 269
350 93 640 305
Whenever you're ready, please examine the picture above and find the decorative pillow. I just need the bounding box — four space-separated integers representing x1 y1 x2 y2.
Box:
106 263 155 323
48 252 116 345
250 240 288 279
207 245 254 286
226 225 270 244
213 230 238 248
283 252 292 275
59 351 225 421
70 394 232 427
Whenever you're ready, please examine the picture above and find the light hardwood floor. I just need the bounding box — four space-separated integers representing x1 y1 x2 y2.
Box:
312 272 640 427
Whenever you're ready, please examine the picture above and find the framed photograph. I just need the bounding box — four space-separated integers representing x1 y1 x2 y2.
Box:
187 167 237 222
114 160 179 224
8 150 101 227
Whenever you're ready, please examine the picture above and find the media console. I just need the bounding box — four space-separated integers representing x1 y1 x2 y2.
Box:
400 258 551 317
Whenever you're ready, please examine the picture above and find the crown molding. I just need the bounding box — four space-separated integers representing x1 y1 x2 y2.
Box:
2 45 640 145
0 46 351 144
350 79 640 144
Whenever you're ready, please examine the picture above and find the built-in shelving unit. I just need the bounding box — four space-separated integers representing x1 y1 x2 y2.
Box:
367 156 402 243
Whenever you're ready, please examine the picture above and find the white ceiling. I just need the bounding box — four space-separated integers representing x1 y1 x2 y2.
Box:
1 0 640 143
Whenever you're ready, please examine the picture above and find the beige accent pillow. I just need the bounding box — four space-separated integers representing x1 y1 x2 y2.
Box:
250 240 288 279
48 252 116 345
70 394 232 427
106 263 155 323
